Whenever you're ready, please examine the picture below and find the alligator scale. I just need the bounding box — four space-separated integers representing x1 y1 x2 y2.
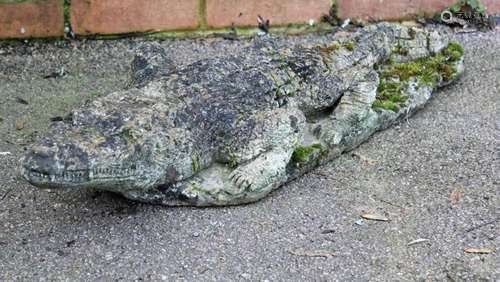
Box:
21 23 465 206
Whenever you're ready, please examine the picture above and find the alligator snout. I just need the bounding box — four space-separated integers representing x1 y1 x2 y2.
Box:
30 145 56 157
22 141 91 187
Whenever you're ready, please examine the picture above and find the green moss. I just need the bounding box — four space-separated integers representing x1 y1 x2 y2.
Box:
442 41 464 61
450 51 462 61
377 81 408 103
319 40 356 54
191 151 201 173
382 42 464 86
187 182 204 194
148 22 333 40
63 0 71 24
343 41 356 51
88 92 103 98
373 42 464 112
292 143 327 164
373 82 402 112
228 153 238 169
117 127 133 141
372 100 400 112
319 41 341 54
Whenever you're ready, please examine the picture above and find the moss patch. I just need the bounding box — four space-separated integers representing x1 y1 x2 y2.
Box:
373 42 464 112
373 81 408 112
191 151 202 173
292 143 327 164
116 127 134 141
372 100 400 112
228 153 238 169
319 41 341 54
343 41 356 51
318 40 356 54
381 41 463 85
442 41 465 61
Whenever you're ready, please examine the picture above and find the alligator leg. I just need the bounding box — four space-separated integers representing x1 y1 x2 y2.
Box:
319 66 380 150
163 107 306 206
227 147 293 197
127 43 176 89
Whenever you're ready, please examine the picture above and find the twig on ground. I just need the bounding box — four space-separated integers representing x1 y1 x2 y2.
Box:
0 188 13 202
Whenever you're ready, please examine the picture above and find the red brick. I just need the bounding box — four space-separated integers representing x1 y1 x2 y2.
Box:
483 0 500 14
71 0 199 35
0 0 64 38
206 0 331 28
337 0 456 21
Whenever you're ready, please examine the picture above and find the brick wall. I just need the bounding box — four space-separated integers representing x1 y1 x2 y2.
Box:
1 0 499 39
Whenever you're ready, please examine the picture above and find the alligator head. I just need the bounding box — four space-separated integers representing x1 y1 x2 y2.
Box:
21 91 174 192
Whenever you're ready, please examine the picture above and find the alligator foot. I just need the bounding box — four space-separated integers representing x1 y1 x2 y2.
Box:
228 147 292 195
166 148 293 206
320 66 379 149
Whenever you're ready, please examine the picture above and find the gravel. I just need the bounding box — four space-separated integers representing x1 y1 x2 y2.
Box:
0 28 498 281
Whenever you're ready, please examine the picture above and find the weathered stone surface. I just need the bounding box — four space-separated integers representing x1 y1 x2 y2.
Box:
21 23 465 206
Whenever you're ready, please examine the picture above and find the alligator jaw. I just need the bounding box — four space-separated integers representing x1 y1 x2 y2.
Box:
22 165 139 188
23 167 90 188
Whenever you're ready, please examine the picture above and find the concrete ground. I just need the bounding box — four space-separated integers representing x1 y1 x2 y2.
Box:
0 28 498 281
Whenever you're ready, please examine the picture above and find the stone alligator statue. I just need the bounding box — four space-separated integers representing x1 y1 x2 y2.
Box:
21 23 465 206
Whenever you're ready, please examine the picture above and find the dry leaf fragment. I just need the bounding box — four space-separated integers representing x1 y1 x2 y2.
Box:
15 119 24 130
361 213 389 222
450 188 464 204
464 248 494 254
352 152 377 165
289 249 335 258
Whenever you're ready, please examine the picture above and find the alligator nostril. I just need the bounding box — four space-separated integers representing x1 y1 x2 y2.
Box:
31 145 55 157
